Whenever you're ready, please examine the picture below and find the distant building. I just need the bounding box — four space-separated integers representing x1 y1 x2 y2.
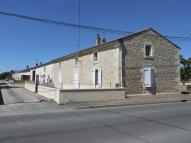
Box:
13 28 180 95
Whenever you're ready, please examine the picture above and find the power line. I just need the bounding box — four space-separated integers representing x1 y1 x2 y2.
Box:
0 11 130 35
76 0 81 59
0 11 191 41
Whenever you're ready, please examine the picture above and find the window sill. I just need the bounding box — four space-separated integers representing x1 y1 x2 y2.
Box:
93 61 98 64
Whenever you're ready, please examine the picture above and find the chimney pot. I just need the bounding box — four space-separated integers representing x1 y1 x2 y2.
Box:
102 38 106 43
96 34 101 46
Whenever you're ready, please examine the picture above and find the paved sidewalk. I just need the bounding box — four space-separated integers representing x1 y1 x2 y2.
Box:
65 94 191 109
1 93 191 116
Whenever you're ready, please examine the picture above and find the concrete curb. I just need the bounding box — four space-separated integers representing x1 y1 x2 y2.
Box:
76 99 191 110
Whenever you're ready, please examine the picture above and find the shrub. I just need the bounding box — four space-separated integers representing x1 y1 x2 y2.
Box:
187 85 191 91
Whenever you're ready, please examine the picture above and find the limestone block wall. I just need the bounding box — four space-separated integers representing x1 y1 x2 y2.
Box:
58 88 126 104
35 64 53 83
37 85 57 101
52 43 121 89
24 82 36 92
24 83 125 104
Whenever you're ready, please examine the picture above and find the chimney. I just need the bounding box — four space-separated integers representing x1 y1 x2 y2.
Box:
102 38 106 43
40 62 42 65
96 34 101 46
36 63 38 67
27 65 29 69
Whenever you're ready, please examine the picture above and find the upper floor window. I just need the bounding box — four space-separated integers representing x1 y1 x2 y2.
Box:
93 52 98 62
75 57 79 65
145 45 153 57
59 62 62 68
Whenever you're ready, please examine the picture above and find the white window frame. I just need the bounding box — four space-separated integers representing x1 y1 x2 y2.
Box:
144 44 153 57
93 51 98 63
91 69 102 88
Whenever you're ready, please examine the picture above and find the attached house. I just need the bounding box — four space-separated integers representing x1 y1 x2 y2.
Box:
13 28 181 96
35 63 53 84
52 38 121 89
13 62 53 85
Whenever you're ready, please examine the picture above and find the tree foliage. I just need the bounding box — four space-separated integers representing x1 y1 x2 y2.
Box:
0 71 13 79
180 55 191 81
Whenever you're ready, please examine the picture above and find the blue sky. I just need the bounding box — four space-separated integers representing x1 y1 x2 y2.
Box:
0 0 191 73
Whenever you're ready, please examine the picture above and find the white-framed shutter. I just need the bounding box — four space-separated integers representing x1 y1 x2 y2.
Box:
74 70 80 88
58 70 62 83
151 69 155 86
91 69 95 88
98 69 102 88
144 68 151 87
144 68 155 88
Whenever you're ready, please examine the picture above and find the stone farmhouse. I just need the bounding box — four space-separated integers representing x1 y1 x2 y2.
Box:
13 28 181 98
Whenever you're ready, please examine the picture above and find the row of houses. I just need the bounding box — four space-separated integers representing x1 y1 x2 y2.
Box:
12 28 181 96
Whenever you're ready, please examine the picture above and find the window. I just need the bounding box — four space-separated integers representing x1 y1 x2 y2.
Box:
92 69 102 88
95 69 99 86
59 62 62 68
43 74 45 83
47 76 51 83
93 52 98 62
44 67 46 72
36 75 39 82
75 57 79 65
145 45 152 57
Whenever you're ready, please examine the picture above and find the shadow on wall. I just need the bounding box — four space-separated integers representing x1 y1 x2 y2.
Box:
0 88 4 105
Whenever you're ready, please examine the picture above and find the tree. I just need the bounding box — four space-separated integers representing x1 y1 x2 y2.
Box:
180 55 191 81
0 72 12 80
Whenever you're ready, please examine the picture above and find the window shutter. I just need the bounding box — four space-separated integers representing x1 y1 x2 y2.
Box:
74 72 78 81
151 69 155 86
74 70 80 88
98 69 102 88
144 68 151 87
144 68 155 87
58 70 62 83
91 69 95 88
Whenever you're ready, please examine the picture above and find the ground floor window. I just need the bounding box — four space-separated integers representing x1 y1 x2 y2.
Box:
92 69 102 88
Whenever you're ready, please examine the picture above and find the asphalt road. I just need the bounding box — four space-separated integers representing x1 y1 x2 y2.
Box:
0 101 191 143
0 81 40 105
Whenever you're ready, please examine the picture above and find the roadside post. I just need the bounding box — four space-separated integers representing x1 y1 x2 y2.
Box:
35 81 39 93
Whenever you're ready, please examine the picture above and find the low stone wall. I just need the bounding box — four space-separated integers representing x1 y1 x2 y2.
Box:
38 85 58 102
24 82 59 103
24 82 36 92
24 82 126 104
58 88 126 104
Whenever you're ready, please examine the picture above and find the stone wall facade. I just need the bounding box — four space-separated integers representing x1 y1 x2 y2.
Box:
123 29 180 95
